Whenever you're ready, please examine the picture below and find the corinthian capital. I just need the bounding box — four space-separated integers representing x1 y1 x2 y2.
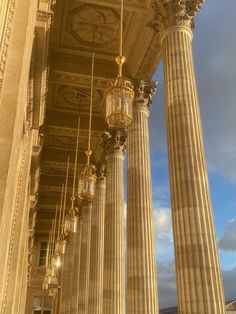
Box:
150 0 204 31
134 80 158 110
101 131 127 158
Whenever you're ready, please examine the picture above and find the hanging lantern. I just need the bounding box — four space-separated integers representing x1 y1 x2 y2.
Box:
42 275 49 291
48 275 59 289
51 253 62 269
64 214 79 234
46 265 56 278
105 63 134 129
105 0 134 129
48 288 58 297
55 239 67 255
78 164 96 205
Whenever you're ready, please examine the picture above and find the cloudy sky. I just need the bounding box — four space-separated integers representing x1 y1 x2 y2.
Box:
149 0 236 309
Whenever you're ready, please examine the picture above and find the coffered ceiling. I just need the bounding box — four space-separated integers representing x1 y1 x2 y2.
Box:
36 0 161 233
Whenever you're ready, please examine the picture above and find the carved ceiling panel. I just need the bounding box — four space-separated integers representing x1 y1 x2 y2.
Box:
51 71 112 90
43 125 102 158
43 133 101 151
41 161 85 177
44 134 86 151
52 84 104 113
68 4 120 48
57 1 135 56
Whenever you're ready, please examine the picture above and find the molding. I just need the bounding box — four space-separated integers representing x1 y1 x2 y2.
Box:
0 0 17 91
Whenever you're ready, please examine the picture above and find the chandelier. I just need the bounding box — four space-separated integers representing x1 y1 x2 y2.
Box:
105 0 134 129
64 117 80 235
78 52 97 205
42 218 59 291
50 204 62 269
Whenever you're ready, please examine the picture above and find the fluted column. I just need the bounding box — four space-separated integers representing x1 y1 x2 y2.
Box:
152 2 225 313
71 220 82 313
60 238 72 313
60 225 82 314
88 167 106 314
77 204 92 313
127 81 159 314
102 131 126 314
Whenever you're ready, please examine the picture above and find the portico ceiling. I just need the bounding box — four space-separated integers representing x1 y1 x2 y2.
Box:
36 0 161 233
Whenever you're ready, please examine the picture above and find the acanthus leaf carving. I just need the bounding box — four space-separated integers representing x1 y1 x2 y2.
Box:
149 0 205 31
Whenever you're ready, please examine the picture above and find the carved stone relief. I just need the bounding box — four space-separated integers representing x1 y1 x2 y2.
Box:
54 84 103 112
67 4 120 48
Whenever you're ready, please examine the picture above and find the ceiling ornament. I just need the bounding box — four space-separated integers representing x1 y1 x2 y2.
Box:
44 134 88 151
56 85 103 111
67 4 120 49
51 71 112 90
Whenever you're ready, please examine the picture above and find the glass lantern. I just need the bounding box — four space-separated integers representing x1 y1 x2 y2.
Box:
78 165 97 205
48 288 58 297
105 76 134 129
42 275 49 290
64 214 78 235
48 275 58 289
55 239 67 255
46 265 56 278
51 253 62 269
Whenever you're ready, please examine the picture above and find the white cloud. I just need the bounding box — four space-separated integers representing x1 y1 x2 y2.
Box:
219 218 236 251
153 208 172 233
153 208 174 255
157 260 177 309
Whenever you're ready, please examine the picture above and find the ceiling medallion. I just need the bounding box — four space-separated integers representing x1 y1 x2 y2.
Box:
68 4 119 48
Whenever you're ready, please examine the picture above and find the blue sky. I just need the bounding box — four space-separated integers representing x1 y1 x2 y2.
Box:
149 0 236 308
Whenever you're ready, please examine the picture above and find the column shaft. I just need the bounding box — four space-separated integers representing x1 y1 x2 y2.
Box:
162 26 225 313
77 204 92 313
60 242 70 313
71 222 82 313
103 132 126 314
60 223 82 314
88 172 106 314
127 83 158 314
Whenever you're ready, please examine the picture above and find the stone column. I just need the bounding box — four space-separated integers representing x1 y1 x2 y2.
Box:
60 241 70 313
60 226 82 314
70 220 82 313
102 131 126 314
152 2 225 313
77 204 92 314
127 81 159 314
88 167 106 314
